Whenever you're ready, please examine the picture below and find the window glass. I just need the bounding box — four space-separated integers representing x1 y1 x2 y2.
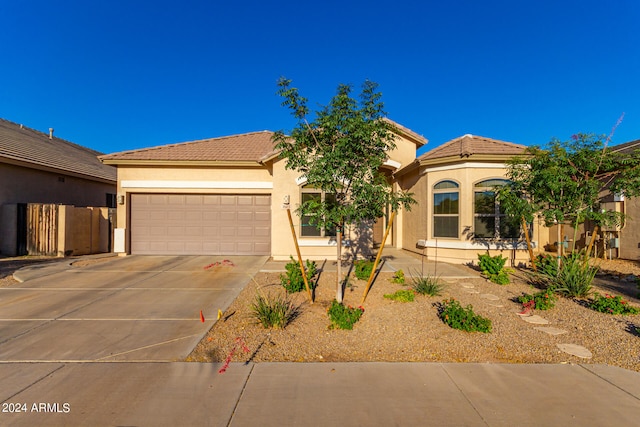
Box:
433 181 459 238
473 179 519 239
300 189 336 237
434 193 459 215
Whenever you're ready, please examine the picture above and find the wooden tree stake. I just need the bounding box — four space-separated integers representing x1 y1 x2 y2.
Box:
287 208 313 303
361 210 396 304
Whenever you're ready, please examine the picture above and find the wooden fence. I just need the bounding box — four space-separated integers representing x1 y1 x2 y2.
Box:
27 204 59 256
23 204 114 257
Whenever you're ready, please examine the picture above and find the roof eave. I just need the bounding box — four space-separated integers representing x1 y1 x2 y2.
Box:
99 159 266 167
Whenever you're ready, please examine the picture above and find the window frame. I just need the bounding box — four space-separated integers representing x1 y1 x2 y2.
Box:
473 179 519 239
432 180 460 238
300 186 337 238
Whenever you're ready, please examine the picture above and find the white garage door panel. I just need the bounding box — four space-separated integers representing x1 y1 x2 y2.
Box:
131 194 271 255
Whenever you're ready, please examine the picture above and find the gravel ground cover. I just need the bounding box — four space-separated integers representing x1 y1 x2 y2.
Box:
2 255 639 371
188 258 640 371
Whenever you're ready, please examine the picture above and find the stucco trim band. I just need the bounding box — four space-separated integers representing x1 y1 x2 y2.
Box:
121 180 274 189
421 162 509 174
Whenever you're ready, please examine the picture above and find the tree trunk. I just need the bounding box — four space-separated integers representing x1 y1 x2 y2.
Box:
336 227 343 303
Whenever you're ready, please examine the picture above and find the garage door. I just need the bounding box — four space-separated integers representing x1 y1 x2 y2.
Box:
130 194 271 255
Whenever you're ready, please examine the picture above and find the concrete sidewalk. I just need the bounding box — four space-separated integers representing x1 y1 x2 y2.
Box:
1 361 639 426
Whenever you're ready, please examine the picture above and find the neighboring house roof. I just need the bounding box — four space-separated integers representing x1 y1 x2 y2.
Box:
100 131 277 165
611 139 640 154
418 134 526 164
0 118 116 183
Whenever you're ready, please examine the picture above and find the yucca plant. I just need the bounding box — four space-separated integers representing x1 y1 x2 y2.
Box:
251 292 299 329
410 271 444 296
527 251 597 298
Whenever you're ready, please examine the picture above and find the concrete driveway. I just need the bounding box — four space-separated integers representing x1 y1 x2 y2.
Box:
0 255 267 362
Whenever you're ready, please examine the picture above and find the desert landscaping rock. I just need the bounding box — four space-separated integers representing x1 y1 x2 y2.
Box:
520 314 550 325
535 326 568 336
557 343 593 359
3 255 639 372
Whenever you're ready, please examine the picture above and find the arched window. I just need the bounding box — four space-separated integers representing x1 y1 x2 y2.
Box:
433 180 459 238
473 179 520 238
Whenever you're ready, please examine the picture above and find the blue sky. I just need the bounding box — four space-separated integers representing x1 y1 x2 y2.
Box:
1 0 638 156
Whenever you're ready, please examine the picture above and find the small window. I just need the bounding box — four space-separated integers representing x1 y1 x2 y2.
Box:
300 187 337 237
473 179 519 238
433 180 459 238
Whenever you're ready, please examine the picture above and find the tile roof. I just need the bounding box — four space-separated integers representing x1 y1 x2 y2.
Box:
418 134 526 162
611 139 640 154
383 118 428 146
99 131 277 163
0 118 116 182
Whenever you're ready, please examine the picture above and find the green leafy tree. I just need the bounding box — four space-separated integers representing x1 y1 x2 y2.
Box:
273 77 415 303
498 131 640 265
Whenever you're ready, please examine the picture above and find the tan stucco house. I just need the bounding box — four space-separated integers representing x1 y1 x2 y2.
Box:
0 118 117 256
99 121 427 260
397 134 547 264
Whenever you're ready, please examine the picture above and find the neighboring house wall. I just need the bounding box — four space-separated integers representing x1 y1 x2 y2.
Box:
620 196 640 261
0 118 117 256
0 162 115 207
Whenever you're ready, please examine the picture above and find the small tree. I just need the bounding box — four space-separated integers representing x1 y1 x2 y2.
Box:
499 131 640 265
273 77 415 303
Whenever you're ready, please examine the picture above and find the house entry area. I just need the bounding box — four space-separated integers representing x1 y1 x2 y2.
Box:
130 194 271 255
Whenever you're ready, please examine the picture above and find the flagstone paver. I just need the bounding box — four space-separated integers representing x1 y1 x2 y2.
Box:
557 344 592 358
520 314 550 325
480 294 500 301
534 326 568 336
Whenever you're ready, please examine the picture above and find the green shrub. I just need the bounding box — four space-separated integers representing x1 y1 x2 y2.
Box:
411 272 444 296
533 253 558 277
589 293 639 315
280 256 317 293
553 251 596 298
251 292 299 329
327 300 364 330
391 269 405 284
478 253 510 285
439 298 492 333
354 259 375 280
528 251 596 298
517 288 556 310
383 289 415 302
